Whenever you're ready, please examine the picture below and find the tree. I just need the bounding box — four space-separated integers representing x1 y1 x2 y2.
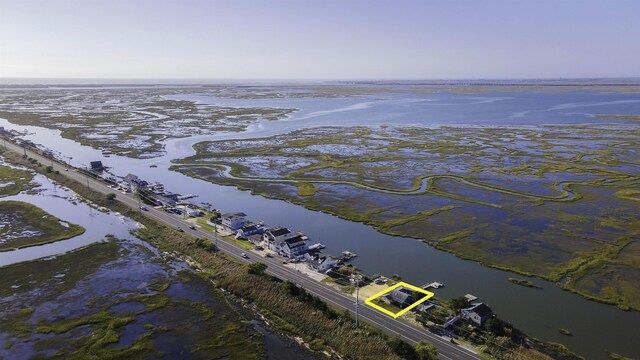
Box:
415 341 438 360
449 296 469 313
282 280 301 296
247 262 267 276
45 165 53 173
106 193 116 201
484 318 505 336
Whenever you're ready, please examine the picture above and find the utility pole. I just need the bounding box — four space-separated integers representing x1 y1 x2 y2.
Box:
214 219 219 254
351 271 361 328
86 174 90 189
138 196 142 213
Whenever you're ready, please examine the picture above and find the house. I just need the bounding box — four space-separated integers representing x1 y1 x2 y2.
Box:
158 193 179 206
177 206 203 218
220 212 248 233
90 161 104 172
461 303 493 326
279 234 309 259
248 234 265 246
123 174 149 191
236 224 265 239
308 253 338 272
263 227 294 250
383 287 415 309
416 303 435 313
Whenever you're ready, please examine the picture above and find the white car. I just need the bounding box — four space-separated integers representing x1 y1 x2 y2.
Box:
241 253 249 259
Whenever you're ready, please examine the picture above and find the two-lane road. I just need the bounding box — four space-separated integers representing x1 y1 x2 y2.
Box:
2 139 481 360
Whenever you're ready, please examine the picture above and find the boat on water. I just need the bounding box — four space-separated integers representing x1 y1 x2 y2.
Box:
341 250 357 260
308 243 326 250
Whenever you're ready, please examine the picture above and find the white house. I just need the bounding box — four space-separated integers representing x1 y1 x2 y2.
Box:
220 212 248 233
309 254 338 272
461 303 493 326
263 227 294 250
235 224 265 239
279 235 309 259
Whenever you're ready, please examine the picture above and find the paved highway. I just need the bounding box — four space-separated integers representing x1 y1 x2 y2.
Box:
2 138 482 360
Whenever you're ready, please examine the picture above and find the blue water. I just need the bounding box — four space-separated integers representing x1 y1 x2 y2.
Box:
1 87 639 358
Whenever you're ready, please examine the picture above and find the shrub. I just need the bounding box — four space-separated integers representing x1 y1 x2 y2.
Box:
247 262 267 275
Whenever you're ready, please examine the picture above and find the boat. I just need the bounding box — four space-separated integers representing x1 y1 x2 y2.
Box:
341 250 357 260
308 243 326 250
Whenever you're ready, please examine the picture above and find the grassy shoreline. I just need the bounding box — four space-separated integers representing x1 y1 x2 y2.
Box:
0 200 85 252
173 164 640 312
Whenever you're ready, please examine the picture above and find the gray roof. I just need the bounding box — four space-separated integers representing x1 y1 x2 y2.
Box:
283 235 307 249
269 227 291 237
464 303 493 317
222 212 247 219
385 288 413 305
240 225 257 232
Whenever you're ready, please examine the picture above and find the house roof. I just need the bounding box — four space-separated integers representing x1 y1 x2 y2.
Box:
464 303 492 317
269 227 291 237
240 225 257 232
90 161 103 169
283 235 307 249
222 212 247 219
385 289 412 305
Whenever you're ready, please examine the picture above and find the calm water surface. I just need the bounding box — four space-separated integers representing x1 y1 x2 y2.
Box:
1 89 639 358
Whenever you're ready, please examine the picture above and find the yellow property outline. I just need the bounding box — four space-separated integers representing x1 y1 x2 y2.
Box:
364 281 434 318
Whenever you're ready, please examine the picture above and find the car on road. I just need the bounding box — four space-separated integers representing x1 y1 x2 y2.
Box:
140 206 149 211
241 253 249 259
189 225 196 230
177 227 184 232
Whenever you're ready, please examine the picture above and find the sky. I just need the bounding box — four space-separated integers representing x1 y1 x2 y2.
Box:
0 0 639 80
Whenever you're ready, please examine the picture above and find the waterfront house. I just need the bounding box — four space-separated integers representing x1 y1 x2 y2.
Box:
90 161 104 172
123 173 149 191
220 212 248 233
308 253 338 272
279 234 309 259
158 193 179 206
263 227 294 250
461 303 493 326
383 287 414 309
235 224 265 239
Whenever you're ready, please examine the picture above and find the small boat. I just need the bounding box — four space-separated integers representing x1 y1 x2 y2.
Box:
341 250 357 260
308 243 326 250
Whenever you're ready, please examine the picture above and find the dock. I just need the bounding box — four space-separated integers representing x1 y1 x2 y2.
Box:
422 281 444 289
464 294 478 302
